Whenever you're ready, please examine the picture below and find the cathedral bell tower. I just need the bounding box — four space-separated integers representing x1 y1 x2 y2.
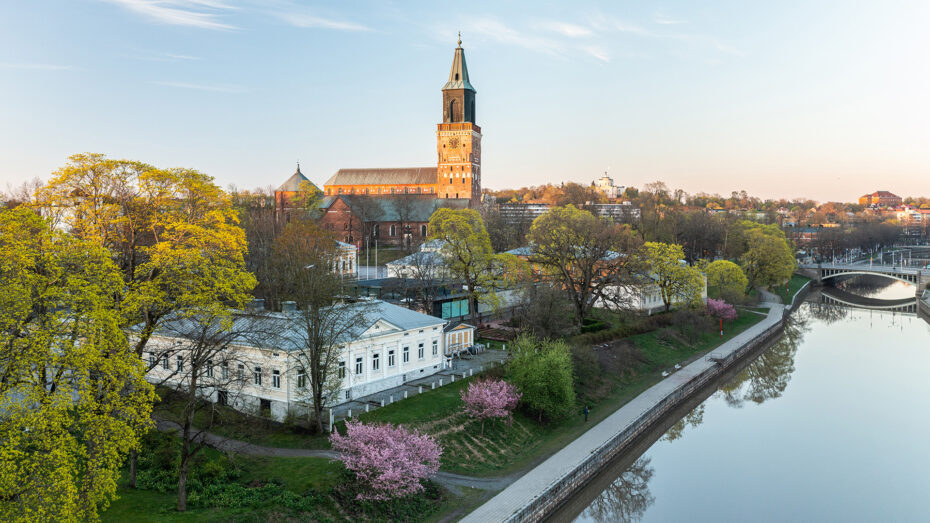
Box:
437 34 481 205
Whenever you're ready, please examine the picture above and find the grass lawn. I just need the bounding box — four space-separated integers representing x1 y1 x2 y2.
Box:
359 246 410 265
358 309 766 478
153 392 331 450
772 274 811 305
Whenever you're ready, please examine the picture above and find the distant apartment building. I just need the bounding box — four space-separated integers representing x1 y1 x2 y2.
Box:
498 202 551 224
593 173 625 199
588 202 641 221
858 190 902 207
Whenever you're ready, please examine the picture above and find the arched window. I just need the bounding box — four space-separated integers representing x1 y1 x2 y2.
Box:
420 224 427 236
449 99 456 122
390 224 396 237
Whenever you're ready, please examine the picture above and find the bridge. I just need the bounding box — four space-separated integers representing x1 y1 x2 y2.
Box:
798 262 930 293
819 288 919 313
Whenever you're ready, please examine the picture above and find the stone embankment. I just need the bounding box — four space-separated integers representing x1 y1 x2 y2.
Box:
463 294 804 523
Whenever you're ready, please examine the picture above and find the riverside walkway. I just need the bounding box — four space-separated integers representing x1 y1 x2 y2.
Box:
462 303 786 523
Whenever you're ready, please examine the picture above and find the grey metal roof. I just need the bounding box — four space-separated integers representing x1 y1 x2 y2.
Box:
443 43 475 91
320 196 470 222
144 300 445 351
277 165 316 192
324 168 437 187
386 250 446 267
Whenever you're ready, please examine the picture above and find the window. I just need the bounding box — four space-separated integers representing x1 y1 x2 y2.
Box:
162 355 169 370
421 224 427 236
372 353 380 371
206 360 214 378
403 346 410 363
254 366 262 386
355 357 363 375
388 350 396 367
297 368 307 388
390 224 396 237
221 362 229 379
432 340 438 356
338 361 346 379
176 356 184 372
147 352 156 368
418 343 424 360
345 390 351 400
237 363 245 379
217 390 228 406
272 369 281 389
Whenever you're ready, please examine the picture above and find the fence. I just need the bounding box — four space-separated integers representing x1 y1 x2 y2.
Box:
504 319 785 523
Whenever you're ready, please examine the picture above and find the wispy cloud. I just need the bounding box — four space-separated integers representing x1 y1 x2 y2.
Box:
654 11 687 25
277 12 369 31
0 63 73 70
132 51 201 62
581 45 610 62
264 0 369 31
103 0 238 30
155 81 249 93
537 21 592 38
462 17 564 56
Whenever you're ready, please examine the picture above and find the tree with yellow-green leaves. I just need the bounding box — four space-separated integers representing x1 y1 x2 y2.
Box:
0 207 156 522
636 242 705 312
428 208 522 326
33 154 257 510
526 205 638 324
705 259 749 303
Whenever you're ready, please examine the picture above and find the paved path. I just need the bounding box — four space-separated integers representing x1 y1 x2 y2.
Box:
154 419 515 491
462 304 785 523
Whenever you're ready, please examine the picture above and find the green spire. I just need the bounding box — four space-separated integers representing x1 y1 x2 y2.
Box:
442 34 475 91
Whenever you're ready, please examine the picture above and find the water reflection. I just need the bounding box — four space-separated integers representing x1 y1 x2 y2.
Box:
832 274 916 300
662 405 704 442
718 316 807 407
579 458 655 523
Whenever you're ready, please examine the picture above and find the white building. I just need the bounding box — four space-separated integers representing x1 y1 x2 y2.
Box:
142 300 473 423
597 272 707 315
334 241 358 277
594 174 625 200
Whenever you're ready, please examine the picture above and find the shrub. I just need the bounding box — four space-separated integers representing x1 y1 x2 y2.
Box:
330 420 442 500
460 379 521 434
508 335 576 422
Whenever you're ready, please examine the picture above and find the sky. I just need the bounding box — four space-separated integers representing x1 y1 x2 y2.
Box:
1 1 929 203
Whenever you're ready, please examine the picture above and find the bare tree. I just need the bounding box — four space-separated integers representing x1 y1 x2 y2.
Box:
146 310 271 512
268 218 375 432
405 249 446 314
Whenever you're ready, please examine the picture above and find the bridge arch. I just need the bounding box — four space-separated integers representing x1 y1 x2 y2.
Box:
820 270 918 286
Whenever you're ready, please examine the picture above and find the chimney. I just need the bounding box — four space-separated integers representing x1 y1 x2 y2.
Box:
282 301 297 313
248 298 265 311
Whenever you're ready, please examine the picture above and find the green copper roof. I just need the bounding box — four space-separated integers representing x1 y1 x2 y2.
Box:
442 37 475 91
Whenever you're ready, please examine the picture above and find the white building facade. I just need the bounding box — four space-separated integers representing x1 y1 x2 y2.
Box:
142 300 463 423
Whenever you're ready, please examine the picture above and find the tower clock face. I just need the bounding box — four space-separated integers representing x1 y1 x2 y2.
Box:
448 137 461 148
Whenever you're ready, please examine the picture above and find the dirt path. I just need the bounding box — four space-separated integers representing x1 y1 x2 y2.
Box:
155 419 516 491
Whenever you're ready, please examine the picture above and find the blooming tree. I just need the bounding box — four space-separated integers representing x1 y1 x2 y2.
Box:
330 420 442 500
706 298 738 321
460 378 522 434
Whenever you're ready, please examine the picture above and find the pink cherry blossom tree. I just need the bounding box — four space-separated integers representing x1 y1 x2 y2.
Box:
329 420 442 500
460 378 522 434
706 298 738 321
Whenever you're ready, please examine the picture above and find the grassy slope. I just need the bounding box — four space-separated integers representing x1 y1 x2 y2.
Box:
358 309 765 477
772 274 811 305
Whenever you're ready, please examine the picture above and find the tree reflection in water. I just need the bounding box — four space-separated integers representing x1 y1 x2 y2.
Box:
580 457 655 523
807 299 849 323
718 313 809 408
662 404 704 442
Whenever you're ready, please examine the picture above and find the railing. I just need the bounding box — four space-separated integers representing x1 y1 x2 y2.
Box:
504 320 784 522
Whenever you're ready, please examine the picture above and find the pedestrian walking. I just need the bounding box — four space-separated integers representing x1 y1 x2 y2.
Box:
583 404 589 422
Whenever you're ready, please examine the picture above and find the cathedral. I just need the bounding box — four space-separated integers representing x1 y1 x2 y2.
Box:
275 37 483 246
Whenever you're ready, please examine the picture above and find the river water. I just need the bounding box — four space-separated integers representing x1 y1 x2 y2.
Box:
562 277 930 523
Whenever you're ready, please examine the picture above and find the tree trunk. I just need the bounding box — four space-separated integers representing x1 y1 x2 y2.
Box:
129 450 137 488
177 460 188 512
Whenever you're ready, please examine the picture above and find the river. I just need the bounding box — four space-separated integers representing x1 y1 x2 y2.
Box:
556 277 930 523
